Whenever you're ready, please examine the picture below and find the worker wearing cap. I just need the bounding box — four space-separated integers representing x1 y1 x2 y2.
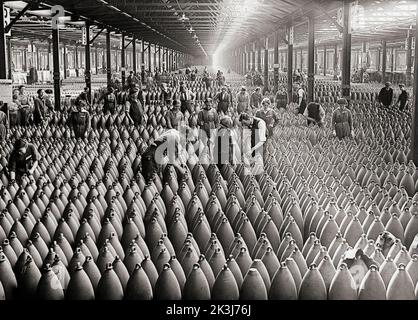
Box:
69 99 90 139
166 99 185 130
378 82 393 108
198 97 219 160
240 112 267 177
395 84 409 111
141 129 186 183
255 98 278 137
236 86 250 115
100 86 117 115
8 138 39 183
214 116 239 166
332 98 354 139
126 87 144 126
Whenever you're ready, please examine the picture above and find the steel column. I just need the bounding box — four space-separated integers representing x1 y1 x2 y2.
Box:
132 35 136 74
323 46 327 76
148 43 152 72
307 15 315 103
382 40 387 82
333 44 338 80
257 41 262 73
274 32 279 93
264 37 269 92
287 26 293 105
7 38 11 79
63 45 67 79
85 22 92 100
406 29 413 87
341 0 352 98
106 31 111 88
121 34 126 87
52 27 61 111
410 4 418 165
0 1 7 79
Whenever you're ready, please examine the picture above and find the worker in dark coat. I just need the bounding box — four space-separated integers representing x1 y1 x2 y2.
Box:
100 86 117 115
378 82 393 108
69 101 90 139
304 101 326 127
33 89 53 125
395 83 408 111
141 129 186 183
8 138 39 183
126 87 144 126
214 86 230 115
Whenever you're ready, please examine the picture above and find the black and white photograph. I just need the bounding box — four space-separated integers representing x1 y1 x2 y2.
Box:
0 0 418 310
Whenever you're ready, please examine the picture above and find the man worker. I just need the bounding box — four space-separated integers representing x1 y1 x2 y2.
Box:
304 100 326 127
395 83 408 111
179 83 196 114
198 98 219 161
8 138 39 183
141 129 186 184
69 100 90 139
250 87 263 110
17 85 32 126
99 86 117 115
214 86 230 115
125 87 145 126
166 99 184 130
378 82 393 108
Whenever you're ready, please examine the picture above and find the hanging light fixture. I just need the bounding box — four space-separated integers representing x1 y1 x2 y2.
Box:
178 13 189 21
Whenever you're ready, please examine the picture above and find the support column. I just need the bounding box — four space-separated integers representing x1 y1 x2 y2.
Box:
63 45 67 79
132 35 137 74
333 44 338 80
75 45 79 76
121 34 126 87
360 42 366 82
158 45 162 71
95 46 98 75
341 0 352 98
47 41 51 70
406 28 413 87
382 40 387 82
106 30 111 88
299 49 303 71
154 45 157 72
257 41 262 73
274 32 279 93
287 25 293 104
252 43 256 71
141 40 145 72
323 46 327 76
85 23 92 102
307 15 315 103
148 43 152 72
0 1 7 79
410 4 418 165
7 38 12 80
377 48 381 72
52 27 61 110
264 37 269 92
390 46 394 73
315 46 318 75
